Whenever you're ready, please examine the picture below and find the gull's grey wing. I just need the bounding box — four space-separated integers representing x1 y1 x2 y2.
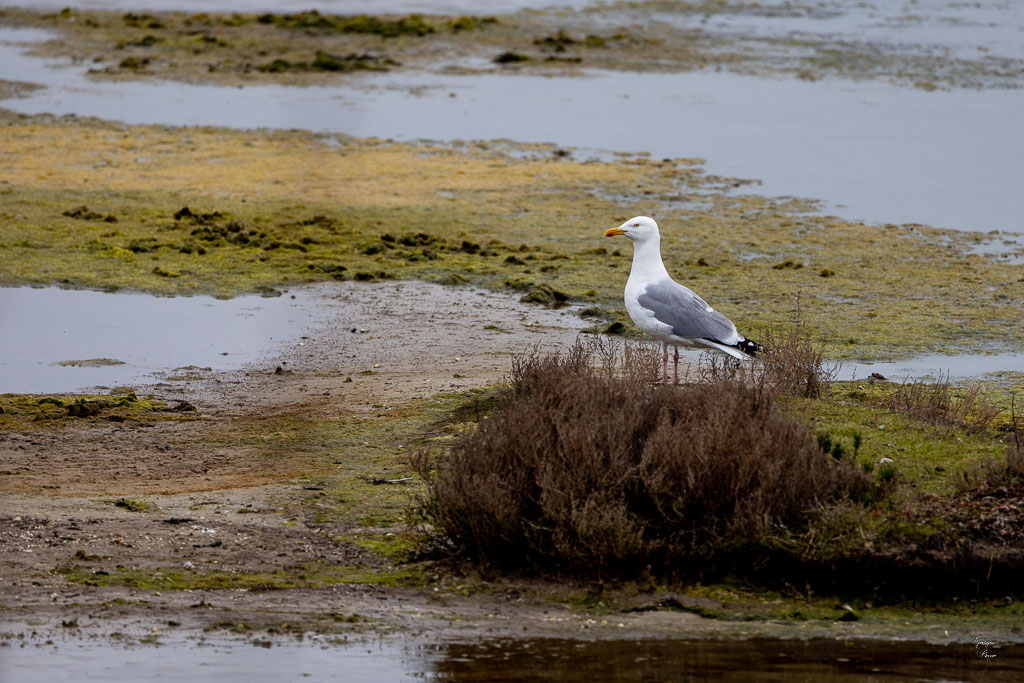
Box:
637 279 737 343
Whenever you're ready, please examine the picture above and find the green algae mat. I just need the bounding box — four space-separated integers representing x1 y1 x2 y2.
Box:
1 112 1020 361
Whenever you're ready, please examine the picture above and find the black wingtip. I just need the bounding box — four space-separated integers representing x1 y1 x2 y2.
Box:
703 336 763 358
737 337 762 358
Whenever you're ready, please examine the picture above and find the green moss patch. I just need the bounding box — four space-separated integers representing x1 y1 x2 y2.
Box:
0 391 194 428
55 561 425 590
110 497 154 512
785 381 1017 496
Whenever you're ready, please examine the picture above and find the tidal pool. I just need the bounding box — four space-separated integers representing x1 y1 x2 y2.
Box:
1 634 1021 682
0 285 330 394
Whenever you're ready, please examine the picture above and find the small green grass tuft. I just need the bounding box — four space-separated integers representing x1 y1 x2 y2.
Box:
111 498 153 512
54 562 427 590
0 391 190 429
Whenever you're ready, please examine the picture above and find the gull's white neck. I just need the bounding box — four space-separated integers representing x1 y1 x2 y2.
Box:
628 235 671 285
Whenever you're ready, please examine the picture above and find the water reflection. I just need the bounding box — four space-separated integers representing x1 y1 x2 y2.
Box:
425 637 1024 682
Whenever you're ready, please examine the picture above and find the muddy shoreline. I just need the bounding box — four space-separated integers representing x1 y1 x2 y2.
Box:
0 279 804 648
2 280 654 645
1 281 1022 654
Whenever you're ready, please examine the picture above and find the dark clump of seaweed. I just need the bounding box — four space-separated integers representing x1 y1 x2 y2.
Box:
118 56 150 70
311 51 397 72
306 262 347 280
534 29 578 52
257 11 433 38
173 206 223 224
123 13 164 29
494 52 531 64
449 16 498 32
519 284 569 308
257 52 399 74
63 205 117 222
412 338 872 581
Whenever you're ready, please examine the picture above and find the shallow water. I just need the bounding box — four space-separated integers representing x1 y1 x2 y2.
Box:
647 0 1024 62
2 284 1020 395
1 634 1022 682
0 285 330 394
1 21 1022 233
838 352 1024 382
0 0 580 12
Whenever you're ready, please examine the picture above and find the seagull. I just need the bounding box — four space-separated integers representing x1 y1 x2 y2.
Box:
604 215 760 384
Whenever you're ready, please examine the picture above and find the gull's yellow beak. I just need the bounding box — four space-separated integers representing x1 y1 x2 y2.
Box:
604 227 626 237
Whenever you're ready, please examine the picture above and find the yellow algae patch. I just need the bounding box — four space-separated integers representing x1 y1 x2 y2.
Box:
0 123 624 206
0 113 1021 361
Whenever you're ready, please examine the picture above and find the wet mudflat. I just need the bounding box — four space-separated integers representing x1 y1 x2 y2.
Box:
0 281 590 395
1 281 1019 397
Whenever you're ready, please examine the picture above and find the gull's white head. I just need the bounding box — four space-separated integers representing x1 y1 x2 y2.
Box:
604 215 659 242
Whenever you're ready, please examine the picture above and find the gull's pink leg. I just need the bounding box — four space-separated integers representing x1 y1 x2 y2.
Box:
661 343 669 384
673 346 680 385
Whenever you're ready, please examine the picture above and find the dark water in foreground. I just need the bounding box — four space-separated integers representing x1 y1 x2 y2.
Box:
3 635 1024 682
432 637 1024 682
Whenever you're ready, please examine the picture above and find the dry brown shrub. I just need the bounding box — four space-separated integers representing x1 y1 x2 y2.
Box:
413 339 871 578
959 397 1024 491
697 298 838 398
756 319 840 398
886 373 1001 432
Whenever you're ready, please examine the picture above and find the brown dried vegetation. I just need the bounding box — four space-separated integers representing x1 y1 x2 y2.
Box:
698 301 839 399
413 340 871 579
886 373 1002 432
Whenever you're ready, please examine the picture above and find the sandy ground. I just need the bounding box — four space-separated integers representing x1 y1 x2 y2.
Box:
0 280 759 644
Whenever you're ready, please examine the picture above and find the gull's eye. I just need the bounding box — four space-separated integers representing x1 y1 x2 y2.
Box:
632 223 639 227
